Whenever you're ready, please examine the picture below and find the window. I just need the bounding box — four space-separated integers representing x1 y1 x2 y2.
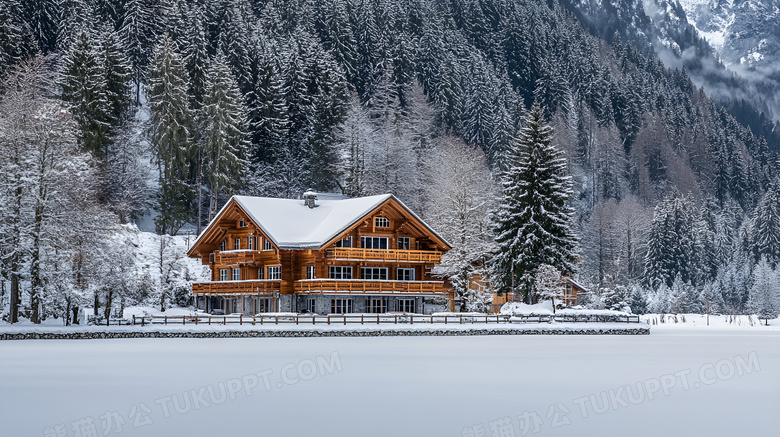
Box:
361 236 388 249
361 267 388 280
375 217 390 228
306 298 316 313
231 268 240 280
219 240 226 252
397 237 410 250
331 298 353 314
335 236 352 248
306 265 316 279
219 269 228 281
255 298 273 313
257 268 264 280
397 268 415 281
248 234 253 250
263 238 273 251
367 297 388 313
398 299 415 313
329 266 353 279
234 238 241 250
239 219 246 227
267 265 281 280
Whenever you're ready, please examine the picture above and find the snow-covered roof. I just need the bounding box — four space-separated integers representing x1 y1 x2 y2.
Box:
194 193 449 250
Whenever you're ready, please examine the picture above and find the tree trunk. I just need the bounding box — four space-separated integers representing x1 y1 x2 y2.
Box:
104 289 114 320
9 269 20 323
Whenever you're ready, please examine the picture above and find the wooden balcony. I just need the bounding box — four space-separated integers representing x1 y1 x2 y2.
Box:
192 280 282 295
294 279 444 295
325 248 442 263
209 250 271 266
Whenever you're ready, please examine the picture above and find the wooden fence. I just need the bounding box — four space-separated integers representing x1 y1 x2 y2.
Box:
129 313 640 326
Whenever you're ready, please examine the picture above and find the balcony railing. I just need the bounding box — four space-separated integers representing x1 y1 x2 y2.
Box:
192 280 282 294
325 248 442 263
209 250 270 266
294 279 444 295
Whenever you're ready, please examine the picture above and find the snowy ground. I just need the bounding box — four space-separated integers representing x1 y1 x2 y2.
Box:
1 329 778 437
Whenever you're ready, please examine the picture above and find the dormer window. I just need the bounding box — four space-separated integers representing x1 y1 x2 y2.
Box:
398 237 410 250
263 238 273 251
234 238 240 250
239 219 246 227
375 217 390 228
219 240 226 252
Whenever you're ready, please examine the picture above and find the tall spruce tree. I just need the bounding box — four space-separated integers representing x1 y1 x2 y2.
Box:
492 103 577 302
752 182 780 267
59 28 112 159
146 33 196 235
199 55 249 223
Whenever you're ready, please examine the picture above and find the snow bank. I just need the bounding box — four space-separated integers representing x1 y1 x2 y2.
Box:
641 313 779 329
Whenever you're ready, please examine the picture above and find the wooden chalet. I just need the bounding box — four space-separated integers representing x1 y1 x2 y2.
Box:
187 192 452 315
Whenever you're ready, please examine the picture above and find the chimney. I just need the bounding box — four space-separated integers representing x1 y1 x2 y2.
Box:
303 190 318 209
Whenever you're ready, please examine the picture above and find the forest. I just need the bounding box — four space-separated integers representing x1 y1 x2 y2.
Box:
0 0 778 323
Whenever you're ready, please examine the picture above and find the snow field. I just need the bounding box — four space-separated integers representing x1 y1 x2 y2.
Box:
1 329 777 437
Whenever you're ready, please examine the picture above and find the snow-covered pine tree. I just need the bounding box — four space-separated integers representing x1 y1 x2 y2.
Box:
492 103 577 302
182 6 210 109
100 26 133 126
22 0 59 53
644 192 698 288
747 258 779 325
0 0 36 75
59 28 112 159
121 0 157 104
199 55 249 222
146 33 196 235
751 182 780 266
248 32 289 165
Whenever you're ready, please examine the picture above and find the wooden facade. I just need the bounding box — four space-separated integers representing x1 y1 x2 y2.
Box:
187 194 452 315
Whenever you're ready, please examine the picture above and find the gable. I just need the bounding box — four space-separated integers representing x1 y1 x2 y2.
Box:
322 197 451 251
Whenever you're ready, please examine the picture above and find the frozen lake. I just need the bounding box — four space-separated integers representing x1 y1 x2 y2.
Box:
1 329 778 437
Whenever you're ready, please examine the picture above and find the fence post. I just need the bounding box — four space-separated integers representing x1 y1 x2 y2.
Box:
164 315 167 325
132 315 136 326
195 316 198 326
141 316 144 327
361 314 364 325
410 315 414 325
223 316 226 325
275 315 278 325
239 315 243 326
327 315 330 325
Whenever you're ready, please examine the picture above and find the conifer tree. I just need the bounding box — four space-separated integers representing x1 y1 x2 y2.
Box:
492 103 577 302
0 1 36 75
146 33 196 235
100 26 133 125
121 0 157 104
747 258 779 325
199 55 249 222
752 183 780 266
59 28 112 159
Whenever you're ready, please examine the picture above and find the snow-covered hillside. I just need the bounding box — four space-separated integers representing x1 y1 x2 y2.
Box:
678 0 780 68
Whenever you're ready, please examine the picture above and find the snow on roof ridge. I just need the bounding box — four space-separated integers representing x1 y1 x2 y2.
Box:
191 193 449 251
